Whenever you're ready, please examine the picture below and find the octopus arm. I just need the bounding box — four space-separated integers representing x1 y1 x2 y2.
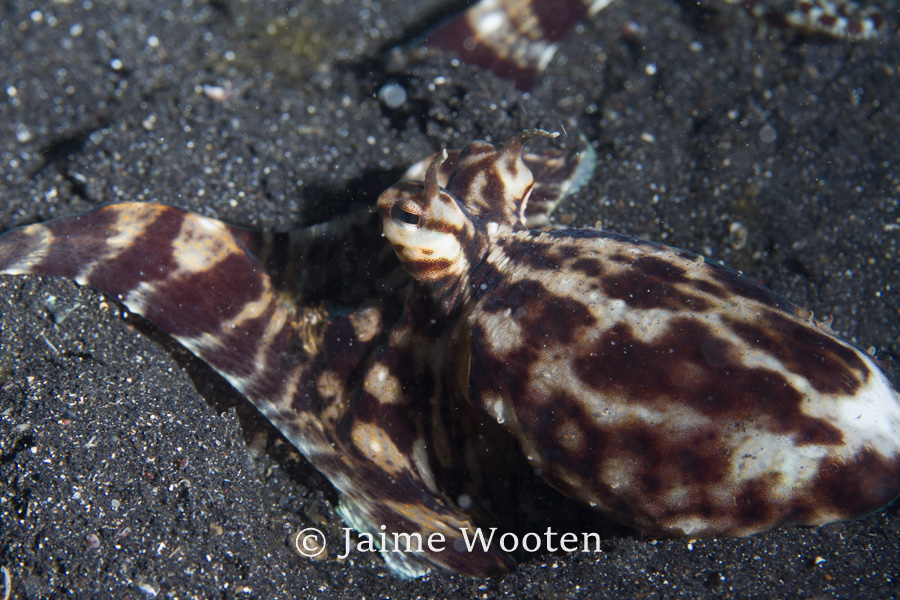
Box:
0 201 516 577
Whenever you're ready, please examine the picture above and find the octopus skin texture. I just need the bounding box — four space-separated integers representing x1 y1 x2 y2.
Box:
377 132 900 546
1 133 899 577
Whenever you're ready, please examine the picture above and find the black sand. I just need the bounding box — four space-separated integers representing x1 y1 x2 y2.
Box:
1 1 898 598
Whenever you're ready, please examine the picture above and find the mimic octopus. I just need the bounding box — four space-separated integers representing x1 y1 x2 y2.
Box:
0 0 897 580
1 130 899 577
421 0 887 90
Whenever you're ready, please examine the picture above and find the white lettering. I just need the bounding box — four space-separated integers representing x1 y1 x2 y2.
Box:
521 532 540 552
499 532 518 552
559 532 578 552
357 532 376 553
544 527 558 552
392 532 423 552
582 532 601 552
337 527 353 560
459 527 497 552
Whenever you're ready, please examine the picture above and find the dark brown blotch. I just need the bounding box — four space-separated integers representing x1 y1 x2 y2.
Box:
498 379 735 511
572 318 845 446
143 251 265 339
24 207 122 280
705 262 790 310
412 257 455 278
607 421 732 492
469 321 540 407
250 318 311 400
498 238 579 272
517 400 738 532
447 154 507 216
344 388 420 458
84 207 183 296
481 277 595 346
570 257 606 278
202 301 279 380
608 251 636 265
518 390 605 481
726 310 868 395
423 13 539 90
806 449 900 517
728 475 782 532
528 0 589 42
691 278 729 299
320 312 385 382
601 255 714 312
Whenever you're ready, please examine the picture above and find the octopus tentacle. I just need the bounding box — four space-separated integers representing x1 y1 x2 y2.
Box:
399 131 595 228
378 135 900 542
421 0 886 90
0 202 513 576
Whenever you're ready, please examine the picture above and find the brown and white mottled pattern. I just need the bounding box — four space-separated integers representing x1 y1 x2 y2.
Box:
400 133 596 228
423 0 886 89
0 138 590 577
0 205 504 577
1 130 898 577
377 131 900 540
737 0 884 38
423 0 615 89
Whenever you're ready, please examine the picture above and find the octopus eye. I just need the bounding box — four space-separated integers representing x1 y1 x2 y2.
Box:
391 203 421 227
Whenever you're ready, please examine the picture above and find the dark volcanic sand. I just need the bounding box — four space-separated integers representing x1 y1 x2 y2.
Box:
1 1 898 598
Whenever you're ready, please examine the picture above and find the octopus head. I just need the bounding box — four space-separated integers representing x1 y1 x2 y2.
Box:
377 150 486 303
